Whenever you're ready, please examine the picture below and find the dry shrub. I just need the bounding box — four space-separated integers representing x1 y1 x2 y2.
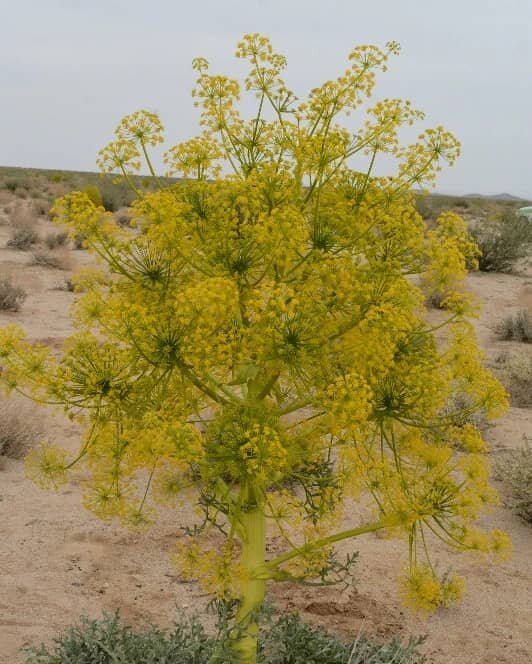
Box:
440 392 487 429
53 277 75 292
30 249 72 271
45 231 69 250
73 234 87 250
0 190 13 206
495 310 532 343
494 436 532 523
7 223 39 250
114 207 133 227
493 350 532 407
0 277 26 311
33 199 50 217
0 397 42 462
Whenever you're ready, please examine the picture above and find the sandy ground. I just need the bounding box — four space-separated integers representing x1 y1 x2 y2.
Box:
0 210 531 663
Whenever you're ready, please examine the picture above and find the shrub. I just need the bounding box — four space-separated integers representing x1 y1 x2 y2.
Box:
0 397 41 460
493 351 532 407
114 207 133 227
495 310 532 342
440 392 487 429
2 36 510 663
4 177 29 193
0 277 27 311
25 611 426 664
45 231 69 250
494 437 532 523
415 195 448 222
73 234 87 250
6 224 39 250
99 179 136 212
33 199 50 217
30 250 71 270
471 211 532 272
54 278 75 292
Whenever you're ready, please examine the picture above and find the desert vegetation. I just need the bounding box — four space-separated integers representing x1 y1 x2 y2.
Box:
0 35 531 664
494 437 532 524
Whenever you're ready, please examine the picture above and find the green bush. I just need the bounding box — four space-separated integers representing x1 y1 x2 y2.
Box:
25 611 426 664
0 277 26 311
495 310 532 343
4 177 29 193
471 212 532 272
98 179 136 212
494 437 532 524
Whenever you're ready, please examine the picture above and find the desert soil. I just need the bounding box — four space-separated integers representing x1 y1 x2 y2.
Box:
0 208 531 663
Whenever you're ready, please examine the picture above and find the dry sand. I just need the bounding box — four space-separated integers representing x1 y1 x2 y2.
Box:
0 209 531 663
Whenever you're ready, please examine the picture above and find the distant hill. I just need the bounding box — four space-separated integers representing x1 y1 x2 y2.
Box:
465 192 527 202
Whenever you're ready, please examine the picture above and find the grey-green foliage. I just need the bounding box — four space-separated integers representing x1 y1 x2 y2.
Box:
25 612 215 664
471 212 532 273
25 611 426 664
261 614 426 664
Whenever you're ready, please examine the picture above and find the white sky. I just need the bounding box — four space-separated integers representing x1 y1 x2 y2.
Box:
1 0 531 197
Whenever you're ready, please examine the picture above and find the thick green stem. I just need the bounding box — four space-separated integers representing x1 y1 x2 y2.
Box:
231 485 266 664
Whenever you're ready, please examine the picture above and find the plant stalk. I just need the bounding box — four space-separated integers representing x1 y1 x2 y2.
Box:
231 483 266 664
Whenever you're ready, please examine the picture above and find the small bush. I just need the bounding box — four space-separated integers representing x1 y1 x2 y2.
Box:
493 351 532 407
73 234 87 250
55 278 75 292
263 614 426 664
471 212 532 272
494 437 532 523
45 231 69 250
114 207 133 227
0 277 26 311
4 177 29 193
30 250 71 271
440 392 486 429
99 179 136 212
25 611 426 664
495 310 532 342
0 398 41 460
7 225 39 250
33 199 50 217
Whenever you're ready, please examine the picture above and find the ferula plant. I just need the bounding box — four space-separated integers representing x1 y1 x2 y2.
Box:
0 35 510 663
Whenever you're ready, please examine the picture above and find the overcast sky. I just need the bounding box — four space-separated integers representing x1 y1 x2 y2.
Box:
1 0 531 197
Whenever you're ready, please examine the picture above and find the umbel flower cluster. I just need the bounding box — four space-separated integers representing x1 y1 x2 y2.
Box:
0 34 510 662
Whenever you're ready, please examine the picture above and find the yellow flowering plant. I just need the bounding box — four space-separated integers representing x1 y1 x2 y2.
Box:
0 34 510 663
